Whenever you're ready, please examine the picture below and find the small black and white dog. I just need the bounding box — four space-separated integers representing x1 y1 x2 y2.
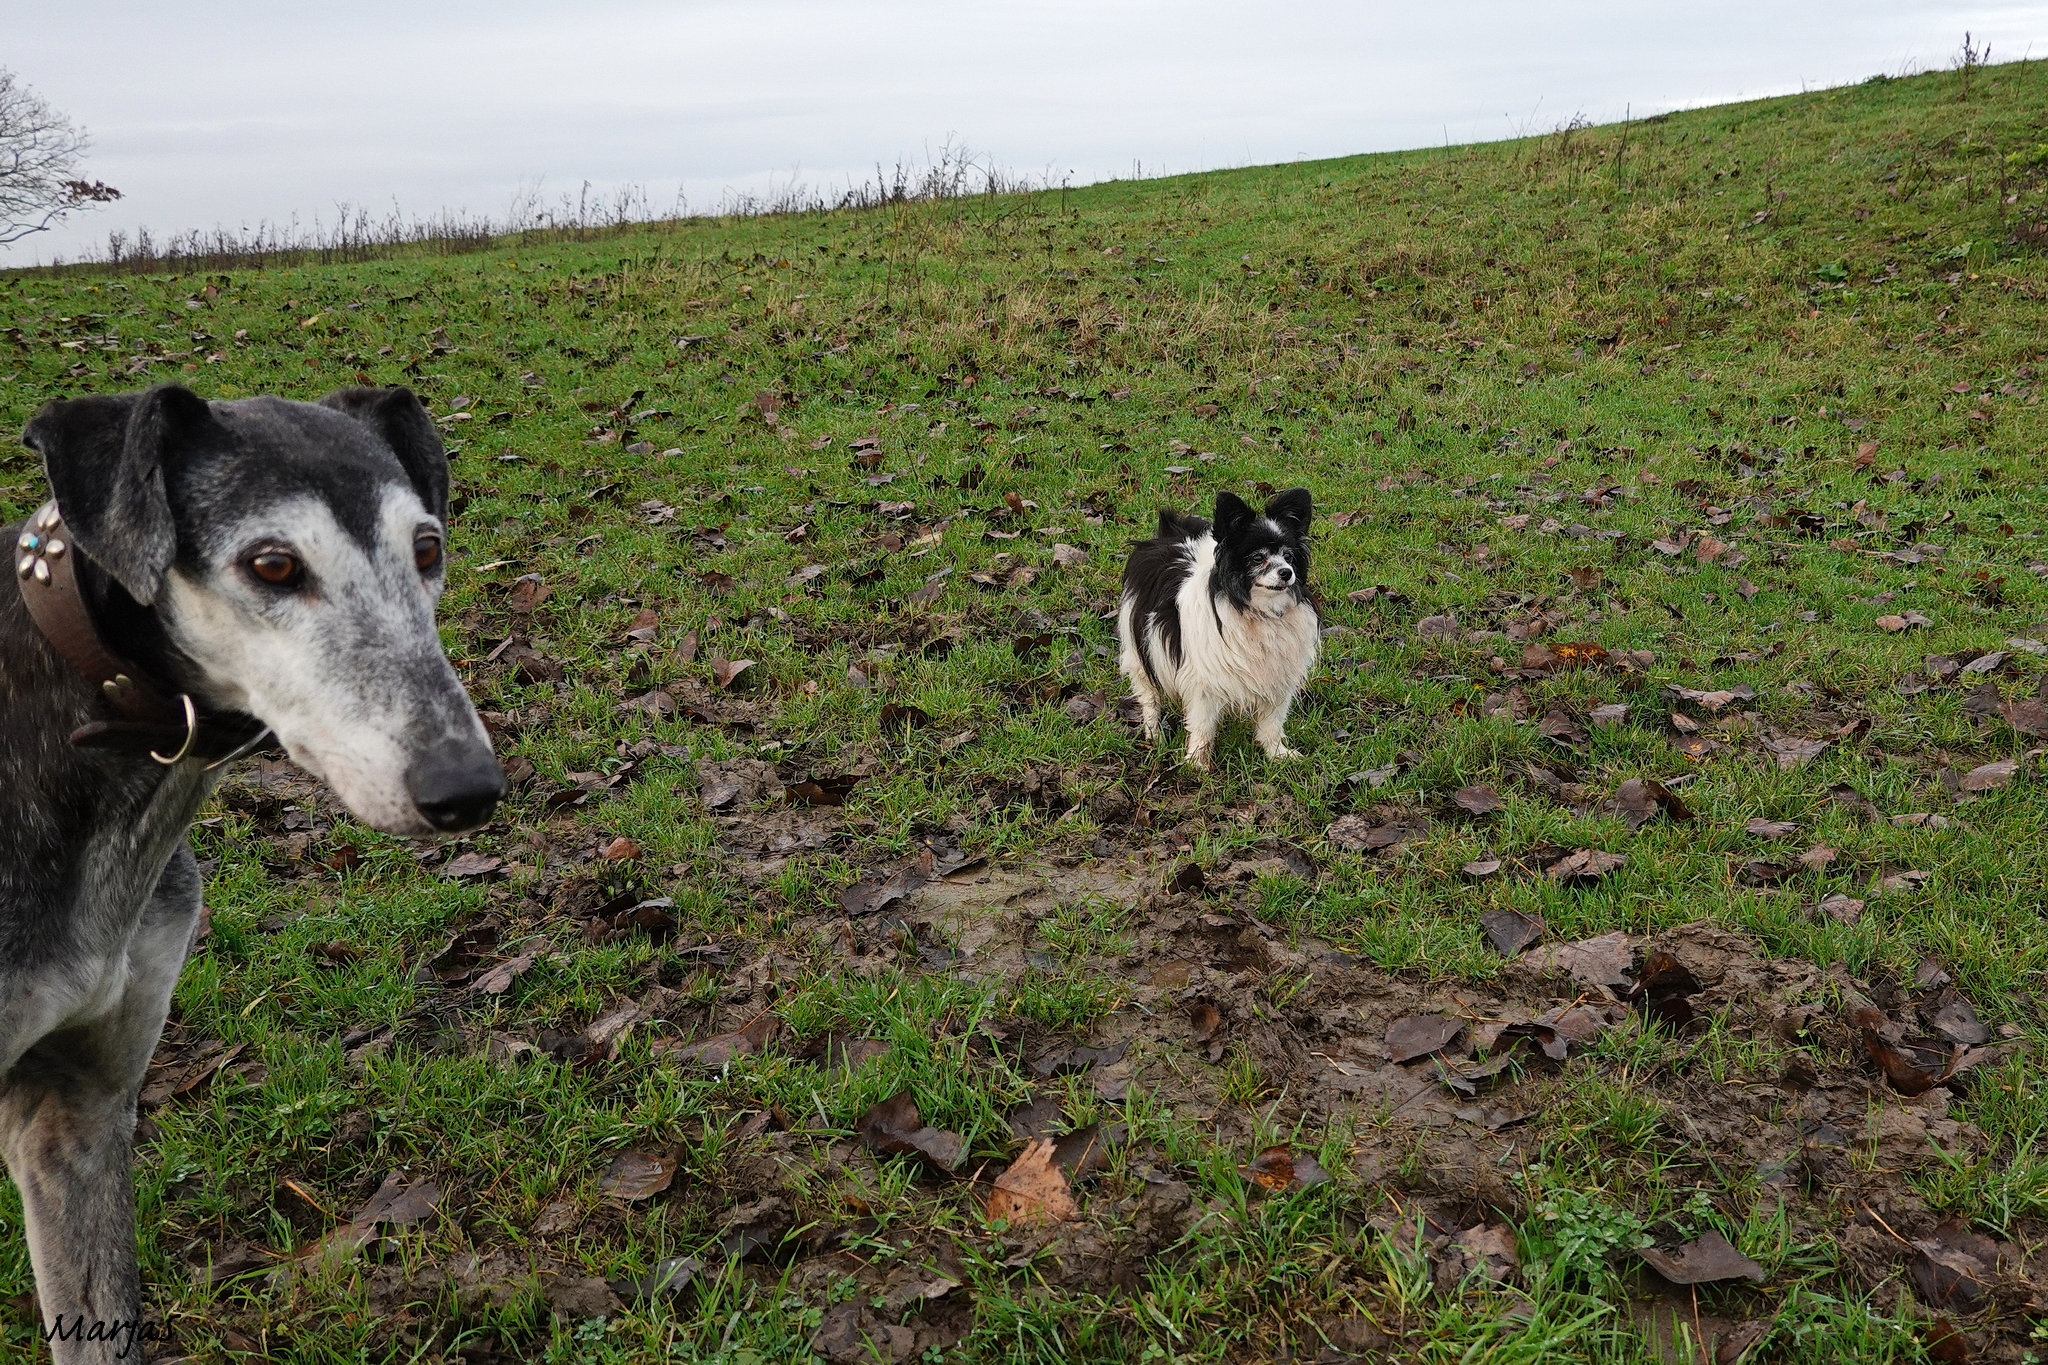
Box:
1116 487 1319 770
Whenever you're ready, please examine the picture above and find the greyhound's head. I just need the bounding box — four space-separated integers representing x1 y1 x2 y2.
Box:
22 383 503 836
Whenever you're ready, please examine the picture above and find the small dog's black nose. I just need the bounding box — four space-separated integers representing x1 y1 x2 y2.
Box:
407 747 506 832
1275 565 1294 584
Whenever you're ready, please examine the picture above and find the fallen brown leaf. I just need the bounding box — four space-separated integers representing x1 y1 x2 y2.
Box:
599 1151 676 1201
1452 784 1500 815
1537 707 1589 747
2001 697 2048 736
1636 1231 1765 1285
1527 931 1632 987
354 1172 443 1226
1385 1014 1465 1064
1609 777 1692 829
662 1011 780 1068
860 1092 966 1169
1243 1144 1329 1192
1959 758 2019 792
1546 848 1626 883
1911 1218 2000 1309
710 656 757 689
471 946 542 995
443 852 503 880
507 575 551 614
986 1138 1080 1226
1479 907 1543 955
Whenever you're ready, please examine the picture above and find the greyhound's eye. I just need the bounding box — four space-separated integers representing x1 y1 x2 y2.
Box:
413 535 442 573
247 550 303 588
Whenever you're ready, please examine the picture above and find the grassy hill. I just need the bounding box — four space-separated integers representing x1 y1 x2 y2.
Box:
6 58 2048 1364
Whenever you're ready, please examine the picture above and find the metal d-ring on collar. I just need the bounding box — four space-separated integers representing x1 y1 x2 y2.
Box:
150 692 266 769
151 694 198 766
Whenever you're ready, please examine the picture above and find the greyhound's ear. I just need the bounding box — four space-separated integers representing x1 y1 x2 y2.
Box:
1264 487 1313 537
1213 490 1254 539
319 386 448 521
24 384 212 605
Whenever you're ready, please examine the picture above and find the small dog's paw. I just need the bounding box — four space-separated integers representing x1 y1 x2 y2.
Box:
1265 744 1303 761
1183 748 1212 772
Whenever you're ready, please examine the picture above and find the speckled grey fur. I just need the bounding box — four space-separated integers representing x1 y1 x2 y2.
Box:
1 384 500 1363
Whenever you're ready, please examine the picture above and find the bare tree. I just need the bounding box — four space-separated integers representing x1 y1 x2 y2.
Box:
0 69 120 246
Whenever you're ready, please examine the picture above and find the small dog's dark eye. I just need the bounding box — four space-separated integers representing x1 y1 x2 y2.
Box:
248 551 303 587
413 536 442 572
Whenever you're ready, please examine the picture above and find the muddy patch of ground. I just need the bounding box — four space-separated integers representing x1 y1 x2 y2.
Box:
152 834 2045 1364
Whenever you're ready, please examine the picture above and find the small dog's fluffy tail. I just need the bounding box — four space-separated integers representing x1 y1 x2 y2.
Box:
1154 508 1209 541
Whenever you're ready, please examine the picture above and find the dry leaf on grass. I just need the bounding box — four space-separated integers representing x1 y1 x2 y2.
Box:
1385 1014 1465 1064
710 656 756 689
2001 697 2048 736
986 1138 1080 1226
1243 1144 1330 1192
860 1092 966 1170
1911 1220 2000 1310
1527 931 1633 987
1537 707 1589 747
661 1011 780 1068
1959 758 2019 792
443 852 502 880
507 575 551 614
1546 848 1626 883
471 946 541 995
355 1172 443 1226
1609 777 1692 829
1452 785 1500 815
1817 894 1866 925
1479 908 1543 956
599 1151 676 1201
1636 1231 1765 1284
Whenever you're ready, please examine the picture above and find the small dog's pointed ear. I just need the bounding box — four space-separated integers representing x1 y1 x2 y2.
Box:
319 386 448 520
1213 490 1254 537
1265 487 1313 536
25 384 212 604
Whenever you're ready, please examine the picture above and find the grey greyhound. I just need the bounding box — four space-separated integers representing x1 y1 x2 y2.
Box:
2 383 503 1362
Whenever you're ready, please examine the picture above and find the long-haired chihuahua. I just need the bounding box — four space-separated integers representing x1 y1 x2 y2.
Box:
1116 487 1318 770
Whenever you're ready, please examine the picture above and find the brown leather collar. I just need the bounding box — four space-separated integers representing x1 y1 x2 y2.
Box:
15 499 271 765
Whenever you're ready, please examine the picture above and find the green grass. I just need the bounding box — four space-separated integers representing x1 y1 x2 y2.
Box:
6 58 2048 1363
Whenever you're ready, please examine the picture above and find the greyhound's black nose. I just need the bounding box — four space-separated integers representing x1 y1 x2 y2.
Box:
407 748 506 832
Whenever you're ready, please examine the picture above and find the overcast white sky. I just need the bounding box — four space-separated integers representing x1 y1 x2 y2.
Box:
5 1 2046 264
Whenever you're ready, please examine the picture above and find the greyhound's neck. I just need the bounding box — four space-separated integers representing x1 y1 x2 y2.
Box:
71 552 195 700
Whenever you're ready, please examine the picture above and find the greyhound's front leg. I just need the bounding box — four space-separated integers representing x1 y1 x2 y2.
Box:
0 1059 148 1363
1 850 201 1364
